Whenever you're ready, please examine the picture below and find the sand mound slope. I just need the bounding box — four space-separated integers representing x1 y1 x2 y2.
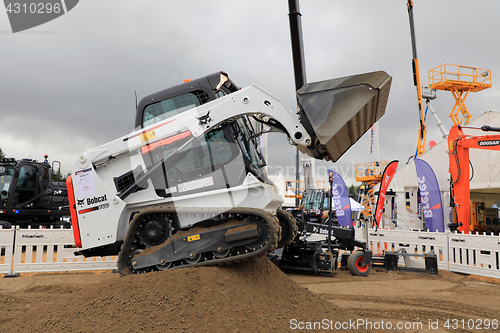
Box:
1 257 342 333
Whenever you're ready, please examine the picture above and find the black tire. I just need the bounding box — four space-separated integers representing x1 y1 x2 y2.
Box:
0 220 12 229
276 209 298 248
347 250 371 277
53 221 71 229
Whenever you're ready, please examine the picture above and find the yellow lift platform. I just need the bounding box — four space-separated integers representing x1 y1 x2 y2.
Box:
284 180 326 201
356 161 389 219
429 64 491 125
285 180 304 200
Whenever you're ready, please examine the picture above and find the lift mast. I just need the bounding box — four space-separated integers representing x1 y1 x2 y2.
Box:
407 0 426 157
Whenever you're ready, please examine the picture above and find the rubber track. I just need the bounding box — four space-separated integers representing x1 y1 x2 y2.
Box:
117 206 280 276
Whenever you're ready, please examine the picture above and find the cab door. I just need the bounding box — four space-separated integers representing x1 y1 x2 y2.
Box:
13 163 38 207
36 164 53 209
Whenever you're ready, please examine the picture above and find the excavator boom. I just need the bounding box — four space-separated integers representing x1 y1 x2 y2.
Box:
448 124 500 233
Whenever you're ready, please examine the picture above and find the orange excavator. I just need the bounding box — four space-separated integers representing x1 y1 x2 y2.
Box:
448 124 500 233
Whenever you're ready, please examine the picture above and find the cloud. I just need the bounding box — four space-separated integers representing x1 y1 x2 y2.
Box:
1 0 499 188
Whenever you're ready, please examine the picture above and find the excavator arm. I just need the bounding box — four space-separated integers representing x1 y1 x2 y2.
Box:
448 124 500 232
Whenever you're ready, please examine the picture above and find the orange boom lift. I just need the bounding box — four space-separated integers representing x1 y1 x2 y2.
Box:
406 0 426 157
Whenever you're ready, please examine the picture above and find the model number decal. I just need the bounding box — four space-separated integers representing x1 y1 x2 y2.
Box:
79 202 110 215
99 203 109 210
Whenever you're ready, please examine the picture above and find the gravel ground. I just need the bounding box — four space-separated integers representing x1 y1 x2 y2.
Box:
0 257 498 332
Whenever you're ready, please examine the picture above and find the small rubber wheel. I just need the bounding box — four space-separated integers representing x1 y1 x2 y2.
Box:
0 221 12 229
347 251 371 277
276 209 298 248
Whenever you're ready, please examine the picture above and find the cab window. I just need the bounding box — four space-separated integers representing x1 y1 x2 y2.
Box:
144 125 237 193
165 126 235 177
16 165 37 189
233 117 266 169
142 91 210 128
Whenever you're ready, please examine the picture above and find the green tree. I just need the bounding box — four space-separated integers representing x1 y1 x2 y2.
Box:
0 148 5 159
348 184 360 199
52 169 68 182
348 184 356 198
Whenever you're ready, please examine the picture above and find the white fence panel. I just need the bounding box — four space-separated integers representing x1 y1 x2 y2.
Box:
354 228 449 270
0 227 15 275
12 227 117 274
4 225 500 279
448 232 500 279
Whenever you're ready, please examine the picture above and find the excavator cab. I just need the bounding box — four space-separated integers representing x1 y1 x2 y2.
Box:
0 157 70 229
1 158 44 207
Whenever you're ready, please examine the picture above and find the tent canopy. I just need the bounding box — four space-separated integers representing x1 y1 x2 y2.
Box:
389 111 500 230
349 197 364 212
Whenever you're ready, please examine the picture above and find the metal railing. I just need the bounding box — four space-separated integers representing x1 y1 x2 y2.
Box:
429 64 492 91
355 161 389 182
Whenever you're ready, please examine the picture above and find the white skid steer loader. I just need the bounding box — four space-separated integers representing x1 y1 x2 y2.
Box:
66 71 391 275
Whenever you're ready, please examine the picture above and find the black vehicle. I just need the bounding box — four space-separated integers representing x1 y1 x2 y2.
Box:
270 189 371 277
0 156 70 229
299 189 333 224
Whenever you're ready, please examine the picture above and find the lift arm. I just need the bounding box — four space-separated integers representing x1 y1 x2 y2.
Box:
81 72 392 169
448 124 500 233
407 0 426 157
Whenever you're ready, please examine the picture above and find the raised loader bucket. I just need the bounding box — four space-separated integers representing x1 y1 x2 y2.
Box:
297 71 392 162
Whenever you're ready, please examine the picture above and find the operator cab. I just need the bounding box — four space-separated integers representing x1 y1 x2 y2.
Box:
135 71 240 130
0 157 70 226
0 158 53 208
301 189 332 223
133 72 270 199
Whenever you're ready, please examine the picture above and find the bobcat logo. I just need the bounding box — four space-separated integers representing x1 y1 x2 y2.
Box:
196 111 211 126
77 199 85 206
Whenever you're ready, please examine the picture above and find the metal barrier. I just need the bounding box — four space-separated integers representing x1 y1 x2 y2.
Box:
2 226 499 279
355 227 500 279
355 228 449 270
4 226 117 276
0 227 15 275
448 232 500 278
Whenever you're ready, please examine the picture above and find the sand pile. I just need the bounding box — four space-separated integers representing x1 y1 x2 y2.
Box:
0 257 345 333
